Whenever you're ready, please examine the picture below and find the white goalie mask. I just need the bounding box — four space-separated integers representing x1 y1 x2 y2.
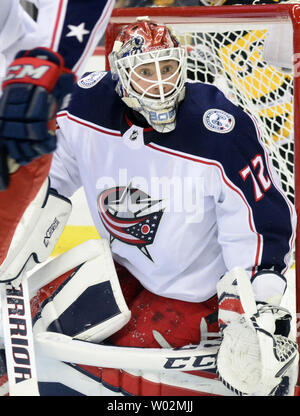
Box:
109 19 186 133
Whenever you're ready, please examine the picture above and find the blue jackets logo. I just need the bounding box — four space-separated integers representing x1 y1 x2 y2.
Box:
97 183 164 262
203 109 235 133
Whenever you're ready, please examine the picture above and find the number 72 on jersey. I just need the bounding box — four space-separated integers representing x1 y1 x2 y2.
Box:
239 154 272 201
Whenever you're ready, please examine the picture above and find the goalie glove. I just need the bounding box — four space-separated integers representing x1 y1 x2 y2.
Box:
0 47 76 189
216 267 298 396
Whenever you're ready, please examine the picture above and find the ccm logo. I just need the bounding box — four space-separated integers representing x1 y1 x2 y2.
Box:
164 354 216 370
4 64 50 81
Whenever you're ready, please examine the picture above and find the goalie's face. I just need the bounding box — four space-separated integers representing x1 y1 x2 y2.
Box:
130 59 180 100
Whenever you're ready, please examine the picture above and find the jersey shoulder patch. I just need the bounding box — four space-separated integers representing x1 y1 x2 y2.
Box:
77 71 107 89
203 108 235 134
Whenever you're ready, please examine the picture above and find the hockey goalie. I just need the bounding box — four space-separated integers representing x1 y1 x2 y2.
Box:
0 17 298 396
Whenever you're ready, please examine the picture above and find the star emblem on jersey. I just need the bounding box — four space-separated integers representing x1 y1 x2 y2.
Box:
203 109 235 133
97 184 164 261
66 22 90 43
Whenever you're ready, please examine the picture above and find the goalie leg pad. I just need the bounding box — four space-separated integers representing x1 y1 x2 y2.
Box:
0 178 72 285
31 239 131 343
0 154 52 266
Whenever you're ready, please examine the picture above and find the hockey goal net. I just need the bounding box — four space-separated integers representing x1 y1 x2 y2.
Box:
105 4 300 394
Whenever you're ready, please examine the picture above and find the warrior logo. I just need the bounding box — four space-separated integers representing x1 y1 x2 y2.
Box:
97 183 164 261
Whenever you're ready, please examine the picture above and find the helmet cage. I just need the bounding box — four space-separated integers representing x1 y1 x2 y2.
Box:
114 47 186 111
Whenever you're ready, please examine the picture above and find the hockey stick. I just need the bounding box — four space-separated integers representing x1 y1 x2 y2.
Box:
0 276 39 396
35 331 220 372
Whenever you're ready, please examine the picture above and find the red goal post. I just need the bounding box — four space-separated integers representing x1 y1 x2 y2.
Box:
104 4 300 395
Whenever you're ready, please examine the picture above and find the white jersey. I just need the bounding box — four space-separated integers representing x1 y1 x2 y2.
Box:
0 0 115 84
50 71 296 303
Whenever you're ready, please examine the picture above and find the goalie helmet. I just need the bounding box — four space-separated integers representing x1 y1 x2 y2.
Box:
109 18 186 132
